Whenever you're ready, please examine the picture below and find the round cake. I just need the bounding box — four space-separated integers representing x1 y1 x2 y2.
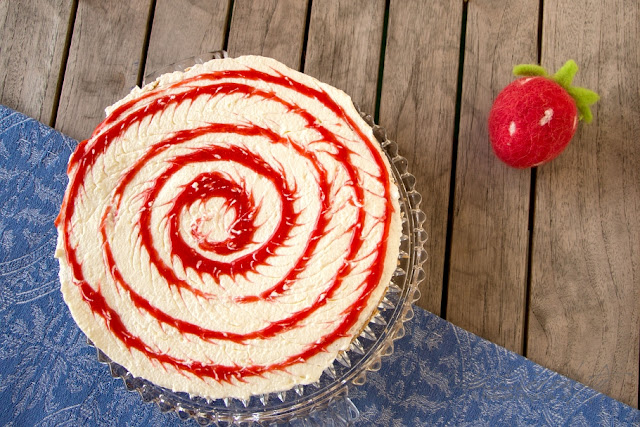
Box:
55 55 401 399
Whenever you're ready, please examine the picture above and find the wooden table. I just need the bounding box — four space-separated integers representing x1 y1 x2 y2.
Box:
2 0 637 409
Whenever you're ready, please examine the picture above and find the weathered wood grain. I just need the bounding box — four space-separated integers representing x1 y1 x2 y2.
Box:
145 0 231 76
227 0 309 70
446 0 538 353
55 0 152 140
528 0 639 407
378 0 462 315
303 0 385 115
0 0 73 124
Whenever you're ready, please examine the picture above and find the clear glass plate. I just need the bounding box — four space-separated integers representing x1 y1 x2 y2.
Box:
88 52 428 426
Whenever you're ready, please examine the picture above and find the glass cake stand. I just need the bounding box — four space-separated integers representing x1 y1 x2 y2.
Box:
88 52 428 426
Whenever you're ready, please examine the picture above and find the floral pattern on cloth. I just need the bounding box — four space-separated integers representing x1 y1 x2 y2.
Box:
0 105 638 426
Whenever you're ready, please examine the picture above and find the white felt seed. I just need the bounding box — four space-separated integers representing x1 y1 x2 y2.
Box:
509 121 517 136
539 108 554 126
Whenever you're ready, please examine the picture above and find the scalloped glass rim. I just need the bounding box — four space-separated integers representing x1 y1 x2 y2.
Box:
88 51 428 425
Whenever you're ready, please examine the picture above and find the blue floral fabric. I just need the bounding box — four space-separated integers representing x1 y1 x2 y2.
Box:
1 105 638 426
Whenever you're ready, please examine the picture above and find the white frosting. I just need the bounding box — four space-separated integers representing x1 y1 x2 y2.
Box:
56 55 401 399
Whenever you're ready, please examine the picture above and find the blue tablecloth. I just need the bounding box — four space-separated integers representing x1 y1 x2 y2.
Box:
1 105 638 426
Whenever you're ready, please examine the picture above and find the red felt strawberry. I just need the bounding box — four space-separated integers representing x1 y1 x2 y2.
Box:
488 60 599 168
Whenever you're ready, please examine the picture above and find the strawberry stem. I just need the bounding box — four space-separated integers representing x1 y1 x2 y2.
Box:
512 59 600 123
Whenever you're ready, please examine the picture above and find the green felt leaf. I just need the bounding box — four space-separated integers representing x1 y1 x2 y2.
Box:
553 60 579 89
579 104 594 123
567 86 600 105
567 86 599 123
513 64 548 77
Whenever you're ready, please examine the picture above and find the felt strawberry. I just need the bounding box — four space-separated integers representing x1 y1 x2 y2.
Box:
488 60 599 168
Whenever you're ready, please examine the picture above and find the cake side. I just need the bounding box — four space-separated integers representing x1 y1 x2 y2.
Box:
55 55 401 399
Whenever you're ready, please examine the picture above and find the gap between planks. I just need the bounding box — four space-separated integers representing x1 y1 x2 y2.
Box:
136 0 158 88
440 0 469 320
223 0 235 52
298 0 313 72
373 0 391 124
49 0 79 128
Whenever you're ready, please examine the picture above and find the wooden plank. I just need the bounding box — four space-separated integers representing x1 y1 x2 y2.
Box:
55 0 152 140
378 0 462 315
0 0 73 124
145 0 231 76
226 0 308 70
528 0 639 407
446 1 538 353
303 0 385 115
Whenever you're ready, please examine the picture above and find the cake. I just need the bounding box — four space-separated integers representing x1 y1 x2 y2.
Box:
55 55 402 399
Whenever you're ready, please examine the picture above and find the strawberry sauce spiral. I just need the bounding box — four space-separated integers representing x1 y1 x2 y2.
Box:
56 56 401 398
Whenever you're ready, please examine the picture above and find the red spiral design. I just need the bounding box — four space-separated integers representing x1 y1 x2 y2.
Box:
56 58 399 397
